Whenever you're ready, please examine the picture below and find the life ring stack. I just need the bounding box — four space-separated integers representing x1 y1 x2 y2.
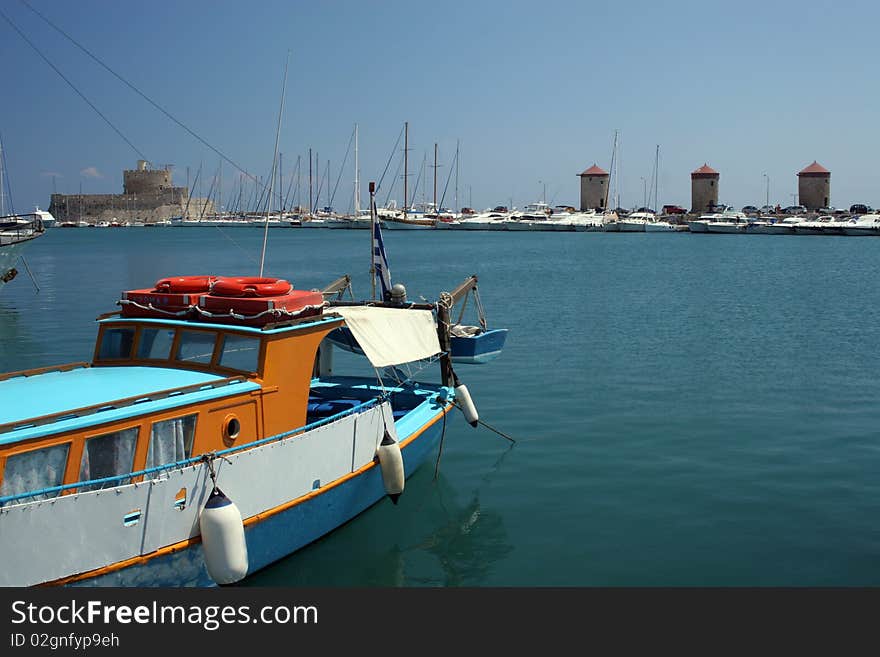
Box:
120 275 326 327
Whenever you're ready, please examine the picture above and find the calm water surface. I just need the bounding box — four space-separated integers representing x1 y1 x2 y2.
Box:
2 227 879 586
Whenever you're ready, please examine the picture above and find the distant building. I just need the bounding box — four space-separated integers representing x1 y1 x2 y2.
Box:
690 163 719 213
578 164 609 211
797 161 830 210
48 160 213 225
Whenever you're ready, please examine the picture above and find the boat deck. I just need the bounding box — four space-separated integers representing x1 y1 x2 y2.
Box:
0 364 260 443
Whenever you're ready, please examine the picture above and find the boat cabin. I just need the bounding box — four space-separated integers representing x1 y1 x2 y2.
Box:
0 311 343 507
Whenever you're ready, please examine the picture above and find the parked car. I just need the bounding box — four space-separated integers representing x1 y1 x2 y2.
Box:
850 203 869 214
661 204 687 215
783 205 807 215
759 205 776 215
741 205 759 215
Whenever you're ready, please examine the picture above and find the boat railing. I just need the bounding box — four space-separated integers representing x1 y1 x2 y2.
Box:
0 361 90 383
0 374 250 435
0 394 389 507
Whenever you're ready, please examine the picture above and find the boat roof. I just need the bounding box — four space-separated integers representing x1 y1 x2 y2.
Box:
98 314 340 334
0 365 261 444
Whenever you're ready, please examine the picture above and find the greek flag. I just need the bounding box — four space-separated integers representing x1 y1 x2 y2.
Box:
373 219 392 300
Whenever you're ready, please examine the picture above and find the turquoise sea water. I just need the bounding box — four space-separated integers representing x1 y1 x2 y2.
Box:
2 227 879 586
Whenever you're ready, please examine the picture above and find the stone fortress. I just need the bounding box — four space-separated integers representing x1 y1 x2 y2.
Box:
48 160 215 224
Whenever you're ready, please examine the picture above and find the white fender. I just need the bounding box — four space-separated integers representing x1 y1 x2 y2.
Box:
376 430 405 504
455 382 479 427
199 488 249 585
317 341 334 377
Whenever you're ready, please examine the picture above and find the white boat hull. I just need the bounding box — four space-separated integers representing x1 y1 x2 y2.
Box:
618 221 646 232
0 397 452 586
706 223 746 233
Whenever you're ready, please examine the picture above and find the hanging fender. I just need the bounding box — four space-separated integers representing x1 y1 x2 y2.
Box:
455 382 479 428
199 488 249 585
376 429 405 504
211 277 293 298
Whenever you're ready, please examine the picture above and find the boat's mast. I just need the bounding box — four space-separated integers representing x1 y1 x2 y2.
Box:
653 144 659 211
433 143 438 214
604 130 617 210
308 148 313 216
259 52 288 277
354 124 360 215
370 181 376 300
403 121 408 218
0 137 4 215
455 139 460 213
278 152 283 213
218 158 222 216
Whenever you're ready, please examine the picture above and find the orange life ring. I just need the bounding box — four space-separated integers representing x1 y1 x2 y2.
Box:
154 275 216 294
211 276 293 297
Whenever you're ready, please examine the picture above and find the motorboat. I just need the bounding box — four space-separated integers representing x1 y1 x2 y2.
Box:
618 211 654 232
842 214 880 236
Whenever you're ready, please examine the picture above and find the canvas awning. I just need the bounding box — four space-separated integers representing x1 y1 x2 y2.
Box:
331 306 441 367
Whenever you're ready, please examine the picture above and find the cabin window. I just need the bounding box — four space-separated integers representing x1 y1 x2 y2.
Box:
78 427 139 491
218 334 261 372
175 331 217 365
137 328 175 360
98 327 136 360
146 414 197 469
0 443 70 504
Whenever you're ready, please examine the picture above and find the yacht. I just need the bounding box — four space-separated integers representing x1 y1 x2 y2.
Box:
645 217 675 232
842 214 880 236
705 208 749 233
794 215 841 235
618 211 656 232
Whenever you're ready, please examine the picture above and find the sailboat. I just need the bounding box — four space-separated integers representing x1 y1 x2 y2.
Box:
0 136 49 288
379 123 436 230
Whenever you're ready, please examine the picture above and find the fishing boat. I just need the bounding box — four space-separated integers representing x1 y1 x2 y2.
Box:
0 264 488 586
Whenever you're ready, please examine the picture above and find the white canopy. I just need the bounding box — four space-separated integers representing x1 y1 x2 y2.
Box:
331 306 441 367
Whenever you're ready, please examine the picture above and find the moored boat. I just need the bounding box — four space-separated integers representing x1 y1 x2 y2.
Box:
0 266 487 586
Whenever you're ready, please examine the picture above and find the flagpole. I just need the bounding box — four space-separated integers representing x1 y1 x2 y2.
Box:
369 181 376 301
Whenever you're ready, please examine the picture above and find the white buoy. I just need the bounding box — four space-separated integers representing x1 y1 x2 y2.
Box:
199 488 249 585
455 382 479 428
376 430 405 504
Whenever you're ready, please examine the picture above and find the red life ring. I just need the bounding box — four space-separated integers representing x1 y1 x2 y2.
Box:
154 275 216 293
211 276 293 297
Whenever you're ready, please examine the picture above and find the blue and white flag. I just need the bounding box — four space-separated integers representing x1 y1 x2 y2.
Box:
373 219 392 300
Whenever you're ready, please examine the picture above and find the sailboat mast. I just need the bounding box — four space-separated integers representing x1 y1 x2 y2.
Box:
604 130 618 210
403 121 408 219
308 148 313 216
0 138 4 215
354 123 360 215
259 53 288 277
653 145 659 211
433 143 438 214
455 139 459 213
370 181 376 300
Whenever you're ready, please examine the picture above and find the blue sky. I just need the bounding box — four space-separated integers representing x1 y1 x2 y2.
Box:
1 0 878 213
